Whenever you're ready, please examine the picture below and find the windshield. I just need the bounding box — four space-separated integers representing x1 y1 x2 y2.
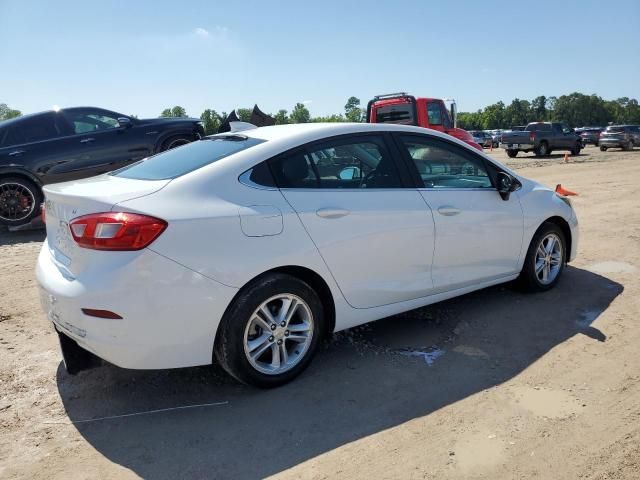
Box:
375 104 414 125
112 136 265 180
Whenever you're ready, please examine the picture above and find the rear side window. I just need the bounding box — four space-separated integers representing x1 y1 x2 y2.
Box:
113 136 265 180
4 114 62 146
269 136 403 189
375 104 414 125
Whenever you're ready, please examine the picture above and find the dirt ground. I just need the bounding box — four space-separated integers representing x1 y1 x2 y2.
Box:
1 145 639 479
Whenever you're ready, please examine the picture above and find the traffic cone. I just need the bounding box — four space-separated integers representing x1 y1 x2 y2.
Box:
555 184 578 196
563 152 569 163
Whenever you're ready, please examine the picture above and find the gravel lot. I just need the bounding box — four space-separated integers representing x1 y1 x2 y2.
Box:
1 146 639 479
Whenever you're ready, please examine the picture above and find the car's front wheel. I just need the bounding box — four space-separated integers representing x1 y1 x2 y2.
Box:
0 176 43 227
214 273 324 388
518 222 566 292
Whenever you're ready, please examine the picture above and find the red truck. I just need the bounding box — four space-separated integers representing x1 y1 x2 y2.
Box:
366 92 482 151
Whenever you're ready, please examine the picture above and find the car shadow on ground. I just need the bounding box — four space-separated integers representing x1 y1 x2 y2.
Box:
56 266 621 479
0 226 46 246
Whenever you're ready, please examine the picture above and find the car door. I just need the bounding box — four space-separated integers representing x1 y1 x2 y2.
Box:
268 133 436 309
59 108 151 180
394 133 524 291
0 112 84 184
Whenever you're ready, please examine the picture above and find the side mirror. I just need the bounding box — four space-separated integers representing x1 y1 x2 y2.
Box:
339 166 360 180
117 117 133 128
497 172 521 200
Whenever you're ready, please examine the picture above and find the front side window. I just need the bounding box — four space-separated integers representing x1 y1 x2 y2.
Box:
399 135 493 189
113 136 265 180
269 136 403 189
427 102 442 126
65 109 122 134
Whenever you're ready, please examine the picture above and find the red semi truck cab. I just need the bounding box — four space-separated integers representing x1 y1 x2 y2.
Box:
366 93 482 151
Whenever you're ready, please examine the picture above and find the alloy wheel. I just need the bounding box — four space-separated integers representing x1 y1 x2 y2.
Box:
243 294 314 375
535 233 563 285
0 182 36 222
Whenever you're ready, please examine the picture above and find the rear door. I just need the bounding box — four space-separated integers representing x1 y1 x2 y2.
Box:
269 133 436 308
395 133 524 290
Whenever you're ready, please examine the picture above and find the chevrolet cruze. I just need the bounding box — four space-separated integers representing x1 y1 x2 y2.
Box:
36 122 578 387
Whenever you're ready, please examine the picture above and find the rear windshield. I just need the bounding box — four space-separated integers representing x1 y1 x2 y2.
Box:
112 136 265 180
375 104 414 125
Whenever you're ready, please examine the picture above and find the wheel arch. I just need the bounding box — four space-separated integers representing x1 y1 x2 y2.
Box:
0 168 43 187
540 215 572 263
214 265 337 350
154 130 199 153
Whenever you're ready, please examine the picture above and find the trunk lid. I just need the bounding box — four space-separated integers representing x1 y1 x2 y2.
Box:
43 174 169 276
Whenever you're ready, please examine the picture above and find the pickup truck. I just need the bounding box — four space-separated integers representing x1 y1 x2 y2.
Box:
366 93 482 151
500 122 582 158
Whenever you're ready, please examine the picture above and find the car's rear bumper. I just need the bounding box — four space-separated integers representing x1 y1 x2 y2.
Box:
500 142 534 150
36 239 238 370
599 139 626 147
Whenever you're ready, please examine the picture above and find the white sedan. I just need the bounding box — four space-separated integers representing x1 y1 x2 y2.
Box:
36 122 578 387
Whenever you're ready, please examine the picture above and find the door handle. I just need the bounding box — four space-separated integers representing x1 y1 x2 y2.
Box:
437 206 461 216
8 150 25 157
316 208 350 219
80 138 95 144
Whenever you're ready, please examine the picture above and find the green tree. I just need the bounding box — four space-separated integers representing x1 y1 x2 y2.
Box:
200 109 222 135
236 108 252 122
160 106 187 118
290 103 310 123
273 109 289 125
531 96 548 120
0 103 22 120
313 114 346 123
344 96 363 123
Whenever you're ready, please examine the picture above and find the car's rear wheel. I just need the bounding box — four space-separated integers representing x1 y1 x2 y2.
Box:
0 177 43 227
506 149 518 158
518 222 566 292
160 135 193 151
214 273 324 388
600 146 607 152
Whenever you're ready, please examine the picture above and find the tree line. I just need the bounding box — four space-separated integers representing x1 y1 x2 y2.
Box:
3 93 640 133
161 97 365 135
456 93 640 131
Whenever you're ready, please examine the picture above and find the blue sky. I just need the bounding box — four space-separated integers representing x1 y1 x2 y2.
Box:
1 0 638 118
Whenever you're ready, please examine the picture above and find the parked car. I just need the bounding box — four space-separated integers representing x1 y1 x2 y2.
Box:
366 92 482 151
0 107 205 226
500 122 582 158
578 127 604 146
37 122 578 387
599 125 640 151
469 130 493 148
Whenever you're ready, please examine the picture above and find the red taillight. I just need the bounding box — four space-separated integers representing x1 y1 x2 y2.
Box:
69 212 167 251
81 308 123 319
529 132 536 142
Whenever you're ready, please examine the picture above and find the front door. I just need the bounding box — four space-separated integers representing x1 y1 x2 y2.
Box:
395 133 524 291
269 133 436 309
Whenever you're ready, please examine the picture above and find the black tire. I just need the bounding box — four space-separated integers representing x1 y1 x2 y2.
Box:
517 222 567 292
214 273 325 388
571 142 582 156
160 135 193 151
535 141 549 157
506 149 518 158
600 146 607 152
0 176 43 227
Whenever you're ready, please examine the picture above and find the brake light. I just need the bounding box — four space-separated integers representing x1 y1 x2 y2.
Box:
529 132 536 142
69 212 167 251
